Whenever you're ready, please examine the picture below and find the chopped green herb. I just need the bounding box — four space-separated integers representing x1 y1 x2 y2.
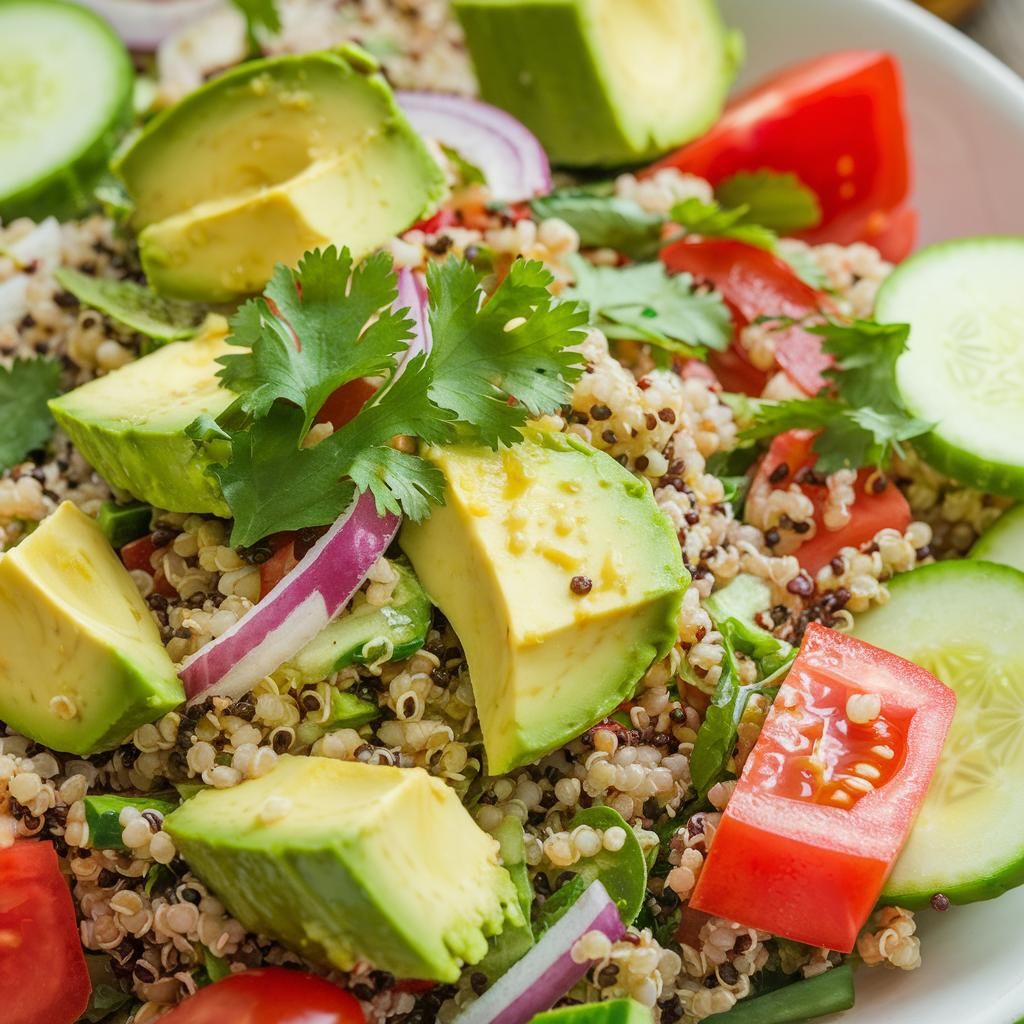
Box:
564 254 732 358
529 191 665 260
229 0 281 54
671 196 777 251
714 170 822 234
1 357 61 471
440 144 487 188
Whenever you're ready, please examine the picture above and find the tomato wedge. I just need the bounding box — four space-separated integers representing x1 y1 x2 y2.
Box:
120 534 177 598
661 237 831 396
161 969 364 1024
1 841 91 1024
691 623 956 952
647 51 914 262
749 429 912 575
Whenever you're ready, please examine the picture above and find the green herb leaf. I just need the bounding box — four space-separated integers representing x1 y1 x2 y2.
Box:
671 197 777 251
1 358 61 471
715 171 823 234
565 255 732 356
229 0 281 54
777 244 829 290
216 247 411 434
440 144 487 188
529 191 665 260
54 268 206 343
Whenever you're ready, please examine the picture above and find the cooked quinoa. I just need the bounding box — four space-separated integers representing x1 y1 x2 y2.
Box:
0 3 1006 1023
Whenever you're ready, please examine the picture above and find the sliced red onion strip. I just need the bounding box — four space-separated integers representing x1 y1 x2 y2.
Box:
179 268 431 702
452 881 625 1024
397 91 551 203
79 0 223 50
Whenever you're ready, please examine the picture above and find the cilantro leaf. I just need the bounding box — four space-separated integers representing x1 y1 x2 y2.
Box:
440 144 486 188
564 255 732 356
715 171 823 233
1 358 61 471
740 319 932 474
671 197 777 251
426 258 588 447
216 247 412 434
529 191 665 260
54 268 205 343
229 0 281 54
777 244 829 290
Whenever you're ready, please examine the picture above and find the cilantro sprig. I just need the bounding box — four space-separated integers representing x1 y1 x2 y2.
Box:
740 319 933 474
201 247 587 547
1 358 62 471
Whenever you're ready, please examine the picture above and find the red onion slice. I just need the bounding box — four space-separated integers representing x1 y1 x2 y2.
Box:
452 881 626 1024
78 0 224 50
397 91 551 203
179 268 430 702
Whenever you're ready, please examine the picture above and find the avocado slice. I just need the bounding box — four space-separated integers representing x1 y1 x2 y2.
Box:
454 0 741 167
531 1000 653 1024
400 431 689 775
49 320 234 516
115 48 446 301
164 755 523 982
0 503 184 755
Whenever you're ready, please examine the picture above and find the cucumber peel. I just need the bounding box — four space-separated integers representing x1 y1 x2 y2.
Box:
0 0 133 221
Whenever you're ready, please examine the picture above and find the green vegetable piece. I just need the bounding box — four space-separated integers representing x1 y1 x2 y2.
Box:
534 873 589 935
173 781 208 801
478 816 535 977
971 504 1024 574
80 955 132 1023
84 794 179 851
229 0 282 54
294 690 380 748
0 358 61 472
703 964 854 1024
454 0 739 167
96 501 152 549
201 946 232 984
54 268 207 343
713 171 823 234
0 0 133 222
531 999 653 1024
671 197 777 252
529 192 665 261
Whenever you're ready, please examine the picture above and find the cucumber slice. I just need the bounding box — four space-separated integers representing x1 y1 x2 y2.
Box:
971 504 1024 574
0 0 133 221
875 237 1024 497
851 560 1024 906
84 793 179 850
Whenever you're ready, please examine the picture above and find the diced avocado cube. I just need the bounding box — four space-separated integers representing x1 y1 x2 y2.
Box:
531 1000 653 1024
164 755 523 981
115 49 446 302
49 321 233 515
454 0 740 167
0 503 184 755
84 793 179 850
400 431 689 775
285 560 432 684
96 501 152 549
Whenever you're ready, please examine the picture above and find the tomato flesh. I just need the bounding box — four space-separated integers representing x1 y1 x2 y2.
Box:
1 841 91 1024
691 623 956 952
120 534 177 598
647 51 914 261
160 968 364 1024
751 429 912 575
660 237 831 396
315 378 378 431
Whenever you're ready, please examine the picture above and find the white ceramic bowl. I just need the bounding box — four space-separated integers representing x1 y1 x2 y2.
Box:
717 2 1024 1022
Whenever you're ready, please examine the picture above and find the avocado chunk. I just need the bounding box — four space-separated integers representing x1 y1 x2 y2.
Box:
400 431 689 775
0 503 184 755
49 320 233 516
84 793 179 851
115 48 446 302
164 755 523 981
285 560 431 684
531 1000 653 1024
454 0 740 167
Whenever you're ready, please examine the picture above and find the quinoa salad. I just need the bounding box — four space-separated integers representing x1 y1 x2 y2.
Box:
2 3 1023 1024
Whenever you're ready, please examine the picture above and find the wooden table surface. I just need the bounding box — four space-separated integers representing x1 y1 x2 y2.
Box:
967 0 1024 75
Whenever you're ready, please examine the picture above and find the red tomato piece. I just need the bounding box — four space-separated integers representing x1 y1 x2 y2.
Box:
258 533 299 599
1 841 91 1024
691 623 956 952
661 237 831 396
647 52 913 259
120 535 177 598
161 969 364 1024
751 429 912 575
315 378 378 430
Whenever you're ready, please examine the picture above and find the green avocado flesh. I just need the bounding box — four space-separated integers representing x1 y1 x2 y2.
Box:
400 431 689 775
165 755 523 981
0 0 133 221
531 999 653 1024
115 49 446 301
851 561 1024 906
0 503 184 755
454 0 739 167
49 322 234 516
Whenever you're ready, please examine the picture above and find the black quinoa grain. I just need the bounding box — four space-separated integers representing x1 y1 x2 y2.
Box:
227 700 256 721
871 474 888 494
601 429 617 444
764 528 781 547
658 408 676 424
786 574 814 597
569 575 593 595
470 973 489 996
97 869 120 888
930 893 951 912
768 462 790 484
635 455 650 472
793 520 812 534
151 527 177 548
645 413 658 431
141 811 163 830
181 887 202 905
684 511 700 526
830 556 846 575
597 964 619 987
352 983 376 1001
719 962 740 986
173 627 192 640
133 962 157 985
589 403 612 421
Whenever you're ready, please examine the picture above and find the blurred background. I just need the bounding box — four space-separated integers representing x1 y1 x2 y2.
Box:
919 0 1024 74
